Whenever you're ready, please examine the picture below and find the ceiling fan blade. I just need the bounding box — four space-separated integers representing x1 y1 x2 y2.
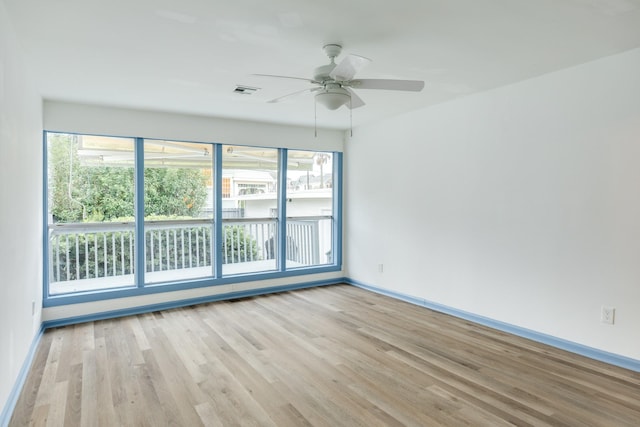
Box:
252 74 318 84
268 87 320 103
345 88 366 109
329 54 371 81
352 79 425 92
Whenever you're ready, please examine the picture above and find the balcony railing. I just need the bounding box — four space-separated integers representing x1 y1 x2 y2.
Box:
48 216 332 294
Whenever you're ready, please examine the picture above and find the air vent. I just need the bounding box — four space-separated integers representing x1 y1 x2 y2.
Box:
234 85 260 95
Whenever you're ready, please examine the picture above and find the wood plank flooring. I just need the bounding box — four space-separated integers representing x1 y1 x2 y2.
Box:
10 284 640 426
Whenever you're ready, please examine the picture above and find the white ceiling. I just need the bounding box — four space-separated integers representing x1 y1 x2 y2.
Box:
4 0 640 129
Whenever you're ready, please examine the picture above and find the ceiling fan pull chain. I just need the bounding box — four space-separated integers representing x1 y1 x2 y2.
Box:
314 98 318 138
350 98 353 137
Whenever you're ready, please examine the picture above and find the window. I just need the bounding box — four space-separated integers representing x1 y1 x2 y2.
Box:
143 140 214 284
46 133 136 295
222 177 231 199
286 151 334 268
222 145 278 275
44 132 341 304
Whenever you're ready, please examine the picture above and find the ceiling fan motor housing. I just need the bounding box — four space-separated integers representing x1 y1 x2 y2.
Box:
323 44 342 59
314 44 342 82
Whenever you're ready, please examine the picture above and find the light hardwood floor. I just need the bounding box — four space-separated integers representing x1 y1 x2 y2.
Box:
10 284 640 426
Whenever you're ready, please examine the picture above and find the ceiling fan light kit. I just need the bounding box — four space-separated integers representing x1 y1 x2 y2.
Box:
315 84 351 110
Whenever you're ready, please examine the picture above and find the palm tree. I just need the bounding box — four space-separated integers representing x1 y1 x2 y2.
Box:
315 153 329 189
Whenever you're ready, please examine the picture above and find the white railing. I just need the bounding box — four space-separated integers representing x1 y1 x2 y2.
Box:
48 216 331 288
145 219 216 274
49 221 136 283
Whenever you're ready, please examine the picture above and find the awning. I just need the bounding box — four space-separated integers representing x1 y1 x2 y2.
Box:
77 136 318 171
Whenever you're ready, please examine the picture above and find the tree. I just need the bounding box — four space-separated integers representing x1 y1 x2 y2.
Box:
315 153 330 189
48 133 87 221
144 168 208 218
48 134 208 222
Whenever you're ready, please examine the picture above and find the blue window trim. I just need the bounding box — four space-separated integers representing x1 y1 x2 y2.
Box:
42 133 50 301
333 152 343 267
42 131 343 308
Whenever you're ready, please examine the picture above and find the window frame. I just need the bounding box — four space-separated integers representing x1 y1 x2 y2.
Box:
42 131 342 307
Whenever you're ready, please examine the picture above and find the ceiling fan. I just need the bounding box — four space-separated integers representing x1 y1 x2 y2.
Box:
255 44 425 111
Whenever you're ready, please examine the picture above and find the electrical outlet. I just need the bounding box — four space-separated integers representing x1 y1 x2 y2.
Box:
601 306 615 325
378 264 384 273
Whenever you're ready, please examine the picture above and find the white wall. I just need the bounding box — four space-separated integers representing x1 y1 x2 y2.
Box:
44 101 345 152
345 48 640 360
0 1 43 417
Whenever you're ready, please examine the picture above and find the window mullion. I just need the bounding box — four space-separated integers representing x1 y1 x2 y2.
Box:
277 149 287 271
214 144 223 278
134 137 145 287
